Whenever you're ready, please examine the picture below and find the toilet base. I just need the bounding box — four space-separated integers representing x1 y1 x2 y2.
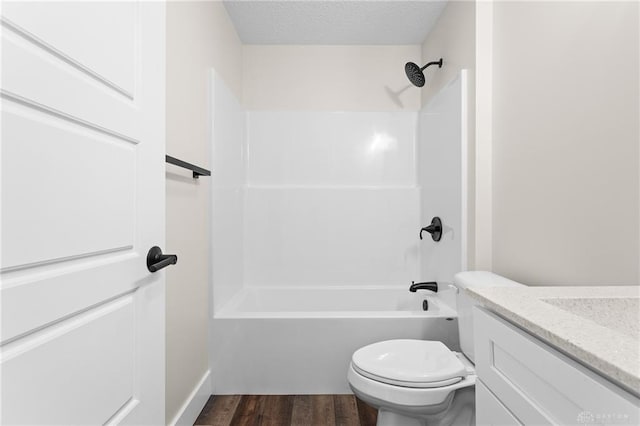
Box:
356 385 475 426
377 409 426 426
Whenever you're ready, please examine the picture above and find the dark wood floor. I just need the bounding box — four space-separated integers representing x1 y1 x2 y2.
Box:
195 395 378 426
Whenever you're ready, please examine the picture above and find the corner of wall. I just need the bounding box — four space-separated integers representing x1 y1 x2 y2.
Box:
473 0 492 272
165 1 243 423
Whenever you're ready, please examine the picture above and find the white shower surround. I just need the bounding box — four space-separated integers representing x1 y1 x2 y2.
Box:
209 70 468 393
419 71 468 282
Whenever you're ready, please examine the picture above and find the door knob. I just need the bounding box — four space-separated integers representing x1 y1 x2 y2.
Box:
146 246 178 272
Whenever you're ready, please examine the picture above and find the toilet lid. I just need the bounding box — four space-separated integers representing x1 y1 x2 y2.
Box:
352 340 467 388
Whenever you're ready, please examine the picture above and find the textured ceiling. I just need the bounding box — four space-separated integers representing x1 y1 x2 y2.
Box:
223 1 447 45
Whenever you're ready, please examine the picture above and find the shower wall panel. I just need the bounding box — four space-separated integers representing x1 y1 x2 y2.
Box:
247 112 416 186
211 72 247 312
244 111 419 287
417 71 467 284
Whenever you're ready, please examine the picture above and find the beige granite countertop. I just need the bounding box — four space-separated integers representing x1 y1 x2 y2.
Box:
466 285 640 397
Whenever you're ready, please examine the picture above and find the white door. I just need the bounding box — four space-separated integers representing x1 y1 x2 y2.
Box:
0 2 166 424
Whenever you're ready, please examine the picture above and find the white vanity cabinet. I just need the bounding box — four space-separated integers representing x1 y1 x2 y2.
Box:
473 307 640 425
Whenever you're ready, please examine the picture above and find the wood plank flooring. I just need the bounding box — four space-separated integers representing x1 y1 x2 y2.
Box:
195 395 378 426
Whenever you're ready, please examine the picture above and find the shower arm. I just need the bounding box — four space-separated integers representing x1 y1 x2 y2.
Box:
421 59 443 71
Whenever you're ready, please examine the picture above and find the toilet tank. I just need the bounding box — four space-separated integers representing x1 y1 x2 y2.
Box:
453 271 525 363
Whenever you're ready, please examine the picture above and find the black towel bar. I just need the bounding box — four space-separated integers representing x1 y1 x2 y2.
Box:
166 155 211 179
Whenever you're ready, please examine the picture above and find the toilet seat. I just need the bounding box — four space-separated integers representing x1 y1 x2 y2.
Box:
351 340 468 388
353 364 462 388
348 363 476 408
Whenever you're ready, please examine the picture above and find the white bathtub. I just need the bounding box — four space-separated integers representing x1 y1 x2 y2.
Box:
211 286 460 394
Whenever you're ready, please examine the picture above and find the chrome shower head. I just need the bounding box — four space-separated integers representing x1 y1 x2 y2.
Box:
405 58 443 87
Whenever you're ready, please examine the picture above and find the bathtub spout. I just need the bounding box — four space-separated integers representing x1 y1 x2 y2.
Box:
409 281 438 293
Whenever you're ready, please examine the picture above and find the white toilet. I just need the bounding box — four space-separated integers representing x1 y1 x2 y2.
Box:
347 271 524 426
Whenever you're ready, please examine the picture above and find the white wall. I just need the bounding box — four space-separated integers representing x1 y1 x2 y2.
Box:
165 1 242 423
420 0 639 285
243 45 421 111
491 1 639 285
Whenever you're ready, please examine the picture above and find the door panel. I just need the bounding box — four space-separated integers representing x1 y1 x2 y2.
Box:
1 25 139 139
1 103 136 270
1 295 135 425
2 1 137 96
0 2 165 424
1 254 139 342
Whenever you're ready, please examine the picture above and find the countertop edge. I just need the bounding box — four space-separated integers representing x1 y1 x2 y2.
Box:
465 287 640 398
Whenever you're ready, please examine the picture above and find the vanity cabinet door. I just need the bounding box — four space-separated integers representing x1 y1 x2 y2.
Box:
476 380 523 426
473 307 640 425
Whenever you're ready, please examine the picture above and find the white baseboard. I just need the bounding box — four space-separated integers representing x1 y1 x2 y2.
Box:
169 369 211 426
